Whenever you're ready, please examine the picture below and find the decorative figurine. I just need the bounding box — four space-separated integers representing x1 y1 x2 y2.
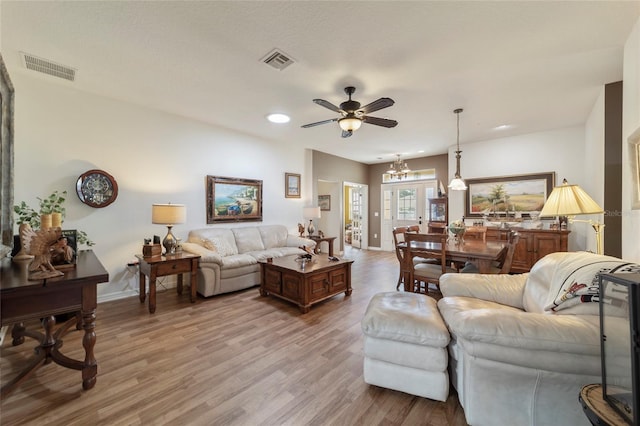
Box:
19 224 64 279
318 230 324 238
298 223 305 237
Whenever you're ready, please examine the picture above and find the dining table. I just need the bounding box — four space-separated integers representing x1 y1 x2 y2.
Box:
398 238 508 291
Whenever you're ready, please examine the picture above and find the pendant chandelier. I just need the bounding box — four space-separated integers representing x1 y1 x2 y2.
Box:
448 108 467 191
387 154 411 179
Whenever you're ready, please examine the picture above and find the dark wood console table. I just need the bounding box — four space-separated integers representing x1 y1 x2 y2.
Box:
0 250 108 399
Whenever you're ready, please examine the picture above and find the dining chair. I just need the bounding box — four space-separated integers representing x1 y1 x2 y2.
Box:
393 225 435 290
405 233 457 294
392 226 410 289
461 231 521 274
464 226 487 242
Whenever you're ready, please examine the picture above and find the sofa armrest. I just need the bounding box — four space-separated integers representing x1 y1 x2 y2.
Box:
440 272 529 309
181 242 223 265
286 235 317 249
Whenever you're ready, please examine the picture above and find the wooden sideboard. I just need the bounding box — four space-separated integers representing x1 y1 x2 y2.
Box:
486 228 570 273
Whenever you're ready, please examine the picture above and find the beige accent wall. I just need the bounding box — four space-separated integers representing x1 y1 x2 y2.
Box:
367 154 448 247
311 151 448 249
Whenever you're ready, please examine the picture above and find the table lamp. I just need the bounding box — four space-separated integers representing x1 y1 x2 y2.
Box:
539 179 605 254
303 206 321 237
152 203 186 254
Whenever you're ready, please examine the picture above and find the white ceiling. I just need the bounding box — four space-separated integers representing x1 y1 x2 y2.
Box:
2 1 639 164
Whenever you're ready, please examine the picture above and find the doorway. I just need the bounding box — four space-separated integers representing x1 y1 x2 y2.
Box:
343 182 368 250
380 180 438 251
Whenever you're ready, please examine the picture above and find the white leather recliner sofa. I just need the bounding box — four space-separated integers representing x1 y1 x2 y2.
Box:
181 225 315 297
438 251 639 426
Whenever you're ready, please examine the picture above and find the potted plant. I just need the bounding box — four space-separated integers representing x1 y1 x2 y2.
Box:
14 190 94 246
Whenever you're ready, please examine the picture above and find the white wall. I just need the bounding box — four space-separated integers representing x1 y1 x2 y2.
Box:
622 17 640 262
12 72 309 301
448 126 593 251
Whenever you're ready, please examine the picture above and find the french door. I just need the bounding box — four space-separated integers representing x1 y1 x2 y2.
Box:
350 185 365 249
380 180 438 251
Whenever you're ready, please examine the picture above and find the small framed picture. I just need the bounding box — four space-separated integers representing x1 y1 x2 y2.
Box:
318 194 331 211
285 173 301 198
51 229 78 270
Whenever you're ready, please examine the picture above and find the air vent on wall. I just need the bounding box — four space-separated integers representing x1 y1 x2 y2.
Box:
261 48 295 71
20 52 76 81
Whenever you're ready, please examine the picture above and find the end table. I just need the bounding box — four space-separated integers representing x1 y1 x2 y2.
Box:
135 252 200 314
309 235 337 257
579 384 629 426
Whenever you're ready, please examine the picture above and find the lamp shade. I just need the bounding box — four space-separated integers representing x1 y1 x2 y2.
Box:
539 179 603 217
152 204 186 225
448 177 467 191
303 206 321 219
339 117 362 132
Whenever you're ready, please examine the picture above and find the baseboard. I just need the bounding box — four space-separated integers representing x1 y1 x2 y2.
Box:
98 289 139 303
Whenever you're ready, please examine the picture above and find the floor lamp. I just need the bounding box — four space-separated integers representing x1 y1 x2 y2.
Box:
539 179 605 254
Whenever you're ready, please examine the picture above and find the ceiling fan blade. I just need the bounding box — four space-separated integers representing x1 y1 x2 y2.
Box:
359 97 394 114
301 118 339 128
362 116 398 128
313 99 343 113
341 130 353 138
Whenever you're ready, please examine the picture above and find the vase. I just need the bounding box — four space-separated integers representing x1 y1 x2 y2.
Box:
40 214 52 230
52 212 62 228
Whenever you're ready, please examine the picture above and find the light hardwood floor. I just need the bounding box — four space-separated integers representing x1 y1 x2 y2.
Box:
1 247 468 426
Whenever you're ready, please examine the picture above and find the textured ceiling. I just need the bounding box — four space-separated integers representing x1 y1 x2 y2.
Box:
2 1 639 164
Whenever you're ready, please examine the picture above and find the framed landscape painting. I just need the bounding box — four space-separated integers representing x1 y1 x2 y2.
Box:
465 172 555 218
207 176 263 223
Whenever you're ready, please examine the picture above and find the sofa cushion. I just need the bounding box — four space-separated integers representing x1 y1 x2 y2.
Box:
524 251 640 315
438 296 602 358
232 227 265 253
361 292 449 347
220 253 258 269
258 225 288 249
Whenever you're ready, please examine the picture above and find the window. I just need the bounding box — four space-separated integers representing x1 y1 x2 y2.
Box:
397 188 417 220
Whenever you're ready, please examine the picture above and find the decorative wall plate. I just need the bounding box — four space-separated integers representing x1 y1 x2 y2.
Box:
76 169 118 208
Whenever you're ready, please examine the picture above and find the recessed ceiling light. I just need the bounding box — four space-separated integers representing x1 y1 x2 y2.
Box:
267 113 290 124
494 124 512 130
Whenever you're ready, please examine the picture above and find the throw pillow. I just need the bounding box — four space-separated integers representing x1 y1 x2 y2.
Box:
544 255 640 314
202 236 236 257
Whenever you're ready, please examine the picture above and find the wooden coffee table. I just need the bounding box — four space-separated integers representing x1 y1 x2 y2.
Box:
259 255 353 313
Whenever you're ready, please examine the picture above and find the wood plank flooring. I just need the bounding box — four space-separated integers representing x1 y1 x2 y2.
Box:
1 247 468 426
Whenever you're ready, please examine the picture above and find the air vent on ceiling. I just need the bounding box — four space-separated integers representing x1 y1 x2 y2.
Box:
20 52 76 81
261 48 295 71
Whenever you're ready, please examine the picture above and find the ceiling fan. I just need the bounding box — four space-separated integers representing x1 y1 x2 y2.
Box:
301 86 398 138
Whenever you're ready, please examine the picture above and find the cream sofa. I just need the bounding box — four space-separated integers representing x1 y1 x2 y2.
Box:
438 251 639 426
181 225 315 297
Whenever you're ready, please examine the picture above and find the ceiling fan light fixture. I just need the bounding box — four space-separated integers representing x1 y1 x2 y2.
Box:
339 117 362 132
